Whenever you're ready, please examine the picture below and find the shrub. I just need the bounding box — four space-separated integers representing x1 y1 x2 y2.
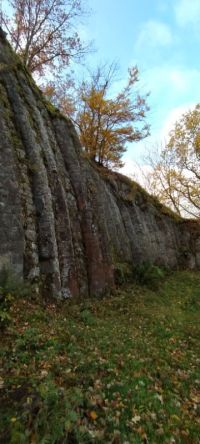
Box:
134 261 165 290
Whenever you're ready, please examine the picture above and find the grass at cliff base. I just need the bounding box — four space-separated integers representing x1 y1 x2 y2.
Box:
0 271 200 444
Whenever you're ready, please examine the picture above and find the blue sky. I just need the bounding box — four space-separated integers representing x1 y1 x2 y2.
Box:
83 0 200 170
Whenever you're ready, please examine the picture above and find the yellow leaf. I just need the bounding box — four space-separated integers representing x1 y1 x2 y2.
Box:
10 417 17 423
171 414 180 422
89 410 97 420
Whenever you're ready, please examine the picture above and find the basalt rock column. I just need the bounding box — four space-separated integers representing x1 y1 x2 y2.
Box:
0 28 200 300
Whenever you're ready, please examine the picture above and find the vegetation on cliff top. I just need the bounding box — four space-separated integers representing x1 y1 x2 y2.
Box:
67 64 150 169
2 0 150 171
94 163 183 222
0 271 200 443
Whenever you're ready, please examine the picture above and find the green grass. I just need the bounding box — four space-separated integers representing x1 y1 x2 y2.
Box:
0 271 200 443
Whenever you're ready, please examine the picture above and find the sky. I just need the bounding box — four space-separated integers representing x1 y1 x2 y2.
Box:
82 0 200 175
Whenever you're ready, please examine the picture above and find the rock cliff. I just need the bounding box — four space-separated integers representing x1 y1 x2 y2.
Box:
0 29 200 299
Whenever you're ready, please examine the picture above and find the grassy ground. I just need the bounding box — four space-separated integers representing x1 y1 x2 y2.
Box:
0 271 200 443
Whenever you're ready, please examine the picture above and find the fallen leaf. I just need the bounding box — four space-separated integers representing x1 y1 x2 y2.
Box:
89 410 97 420
10 417 17 423
131 415 141 424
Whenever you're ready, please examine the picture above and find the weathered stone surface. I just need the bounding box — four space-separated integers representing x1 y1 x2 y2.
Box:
0 30 200 299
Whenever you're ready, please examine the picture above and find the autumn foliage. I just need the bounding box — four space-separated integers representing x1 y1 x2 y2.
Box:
2 2 150 170
145 104 200 218
2 0 87 75
74 65 150 168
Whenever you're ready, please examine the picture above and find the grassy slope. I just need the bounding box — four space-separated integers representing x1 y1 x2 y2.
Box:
0 271 200 444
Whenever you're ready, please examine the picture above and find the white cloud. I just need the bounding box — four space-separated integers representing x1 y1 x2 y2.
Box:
119 63 200 175
120 159 139 179
135 20 172 51
175 0 200 27
160 104 196 140
144 65 200 100
120 159 153 185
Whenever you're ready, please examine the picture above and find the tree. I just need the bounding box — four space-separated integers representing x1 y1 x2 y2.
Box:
2 0 87 75
145 104 200 219
73 64 150 168
42 77 76 115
